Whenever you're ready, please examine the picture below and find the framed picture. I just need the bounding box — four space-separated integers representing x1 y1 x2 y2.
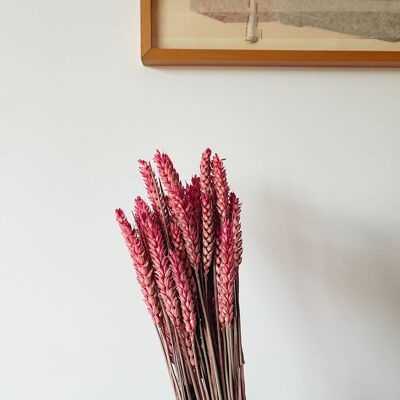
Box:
141 0 400 67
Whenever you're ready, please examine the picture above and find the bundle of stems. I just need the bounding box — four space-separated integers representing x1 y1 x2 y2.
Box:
116 149 246 400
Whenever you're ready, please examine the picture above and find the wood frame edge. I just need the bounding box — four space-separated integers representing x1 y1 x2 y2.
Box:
142 49 400 67
140 0 152 58
140 0 400 68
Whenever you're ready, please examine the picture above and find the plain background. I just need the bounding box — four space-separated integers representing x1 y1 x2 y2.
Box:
1 0 400 399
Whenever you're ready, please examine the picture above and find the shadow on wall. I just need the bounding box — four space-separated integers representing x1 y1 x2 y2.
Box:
247 187 400 398
258 189 400 316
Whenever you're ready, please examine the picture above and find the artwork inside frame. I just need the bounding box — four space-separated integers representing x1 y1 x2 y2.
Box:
141 0 400 67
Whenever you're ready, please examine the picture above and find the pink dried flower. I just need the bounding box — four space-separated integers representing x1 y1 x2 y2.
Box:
162 321 175 362
170 221 186 259
229 192 243 270
168 183 201 270
200 148 212 195
200 149 215 279
201 192 214 279
183 332 196 367
133 197 152 241
215 229 223 323
140 209 182 328
212 154 229 222
117 149 246 399
154 150 182 194
138 160 169 230
115 209 162 325
170 250 196 337
116 208 135 248
170 220 197 296
186 176 201 232
217 220 236 326
134 196 151 214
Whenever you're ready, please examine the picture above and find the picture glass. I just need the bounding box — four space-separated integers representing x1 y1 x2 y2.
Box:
155 0 400 51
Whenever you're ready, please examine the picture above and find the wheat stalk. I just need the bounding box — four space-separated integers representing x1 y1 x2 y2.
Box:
116 149 246 400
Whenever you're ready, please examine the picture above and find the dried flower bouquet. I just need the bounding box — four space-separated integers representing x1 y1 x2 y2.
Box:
116 149 245 400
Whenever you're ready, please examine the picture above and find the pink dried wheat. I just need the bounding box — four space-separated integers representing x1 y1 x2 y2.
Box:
116 148 246 400
186 176 201 232
217 220 236 326
200 148 212 195
170 220 197 295
169 250 196 337
139 206 182 328
168 183 201 270
170 220 186 260
154 150 182 194
212 154 229 222
138 159 169 230
201 192 214 279
200 148 215 278
115 209 162 325
229 192 243 270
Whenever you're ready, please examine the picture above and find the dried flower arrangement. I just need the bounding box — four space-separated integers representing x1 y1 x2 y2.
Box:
116 149 245 400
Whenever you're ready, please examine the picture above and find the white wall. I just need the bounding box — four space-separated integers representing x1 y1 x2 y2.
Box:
1 1 400 399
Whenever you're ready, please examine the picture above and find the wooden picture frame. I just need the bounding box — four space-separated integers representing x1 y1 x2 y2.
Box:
141 0 400 67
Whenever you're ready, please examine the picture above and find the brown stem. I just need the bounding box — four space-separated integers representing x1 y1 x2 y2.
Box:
236 280 245 366
196 271 223 399
238 366 242 400
226 326 234 400
151 174 171 244
222 329 231 400
240 365 246 400
213 261 224 388
174 328 191 399
194 338 207 398
200 335 213 399
156 326 182 400
187 337 204 400
161 305 185 399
